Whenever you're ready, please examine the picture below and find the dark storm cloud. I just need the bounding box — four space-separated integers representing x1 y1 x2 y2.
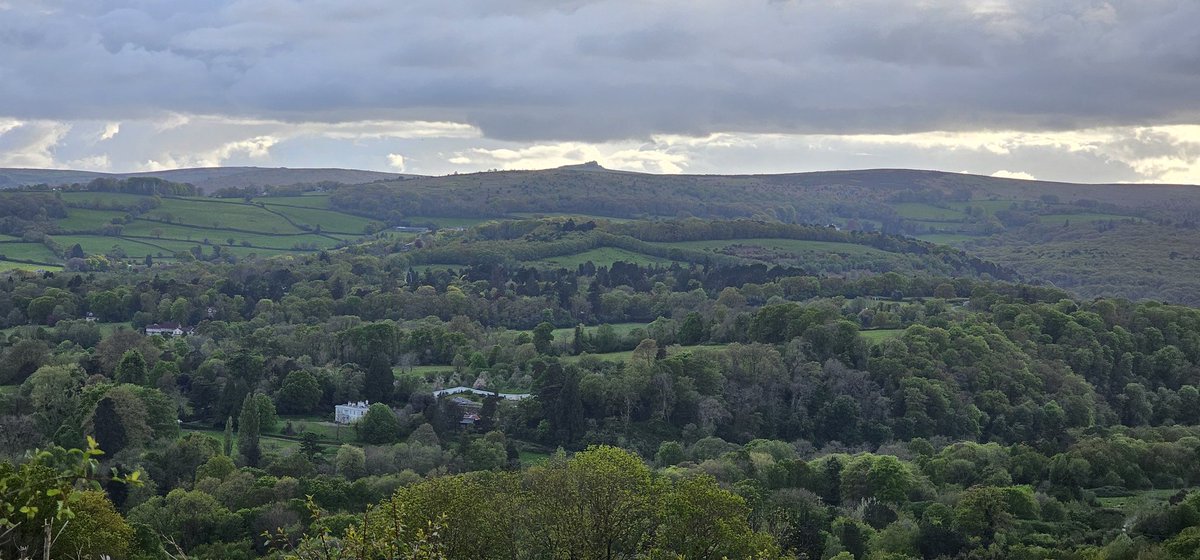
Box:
1 0 1198 141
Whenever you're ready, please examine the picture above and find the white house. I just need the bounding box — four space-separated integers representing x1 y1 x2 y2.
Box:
335 400 371 424
432 387 532 401
145 322 193 337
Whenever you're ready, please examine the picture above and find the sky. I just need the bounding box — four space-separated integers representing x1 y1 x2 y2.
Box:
2 0 1200 183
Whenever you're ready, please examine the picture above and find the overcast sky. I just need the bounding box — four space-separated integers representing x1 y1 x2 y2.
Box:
2 0 1199 183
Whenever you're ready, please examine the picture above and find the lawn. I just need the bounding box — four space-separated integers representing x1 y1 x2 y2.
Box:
519 450 551 466
271 415 354 443
549 322 648 343
533 247 679 268
860 328 905 344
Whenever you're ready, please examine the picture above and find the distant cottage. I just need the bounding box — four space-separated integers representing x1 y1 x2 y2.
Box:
335 400 371 424
145 322 193 337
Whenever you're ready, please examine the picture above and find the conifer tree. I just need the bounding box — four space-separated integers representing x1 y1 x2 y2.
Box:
237 394 261 467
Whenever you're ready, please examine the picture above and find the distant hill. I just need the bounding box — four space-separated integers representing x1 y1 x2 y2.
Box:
0 166 411 192
330 165 1200 305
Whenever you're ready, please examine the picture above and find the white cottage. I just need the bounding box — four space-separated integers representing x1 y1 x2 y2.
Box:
145 322 193 337
335 401 371 424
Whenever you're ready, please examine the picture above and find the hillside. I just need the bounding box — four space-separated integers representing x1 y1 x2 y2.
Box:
331 165 1200 304
0 166 409 192
0 189 393 269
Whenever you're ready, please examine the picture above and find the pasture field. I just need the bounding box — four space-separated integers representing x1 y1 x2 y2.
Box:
151 198 300 233
403 216 493 228
915 233 981 245
260 204 376 234
1037 213 1136 225
947 200 1022 216
49 235 180 257
652 238 888 256
510 212 634 223
893 203 965 221
59 191 153 207
56 208 128 230
200 232 343 250
0 242 59 262
532 247 678 268
251 194 334 209
0 260 61 271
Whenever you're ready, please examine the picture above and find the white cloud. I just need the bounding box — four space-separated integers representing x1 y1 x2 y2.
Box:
386 153 406 171
460 141 689 174
99 122 120 141
991 169 1036 180
0 120 71 167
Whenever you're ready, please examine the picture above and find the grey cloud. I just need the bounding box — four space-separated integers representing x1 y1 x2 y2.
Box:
2 0 1200 141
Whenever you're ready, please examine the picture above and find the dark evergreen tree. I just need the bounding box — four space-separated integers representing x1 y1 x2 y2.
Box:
91 396 129 455
237 393 262 467
363 353 394 404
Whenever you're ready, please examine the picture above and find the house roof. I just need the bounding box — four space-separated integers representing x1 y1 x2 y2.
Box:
146 322 184 330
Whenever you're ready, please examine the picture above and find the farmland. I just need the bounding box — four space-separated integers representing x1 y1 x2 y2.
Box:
0 190 386 268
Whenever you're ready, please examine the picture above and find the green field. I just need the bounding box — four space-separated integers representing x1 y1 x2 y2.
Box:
893 203 965 221
261 204 375 234
519 450 551 466
150 199 301 233
251 194 334 208
561 343 729 364
0 260 61 271
1037 213 1135 225
56 208 129 230
403 216 493 228
653 238 888 256
860 328 905 344
59 191 153 207
550 322 648 343
0 242 59 262
394 364 457 378
509 212 633 223
916 233 981 245
947 200 1023 216
534 247 678 268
